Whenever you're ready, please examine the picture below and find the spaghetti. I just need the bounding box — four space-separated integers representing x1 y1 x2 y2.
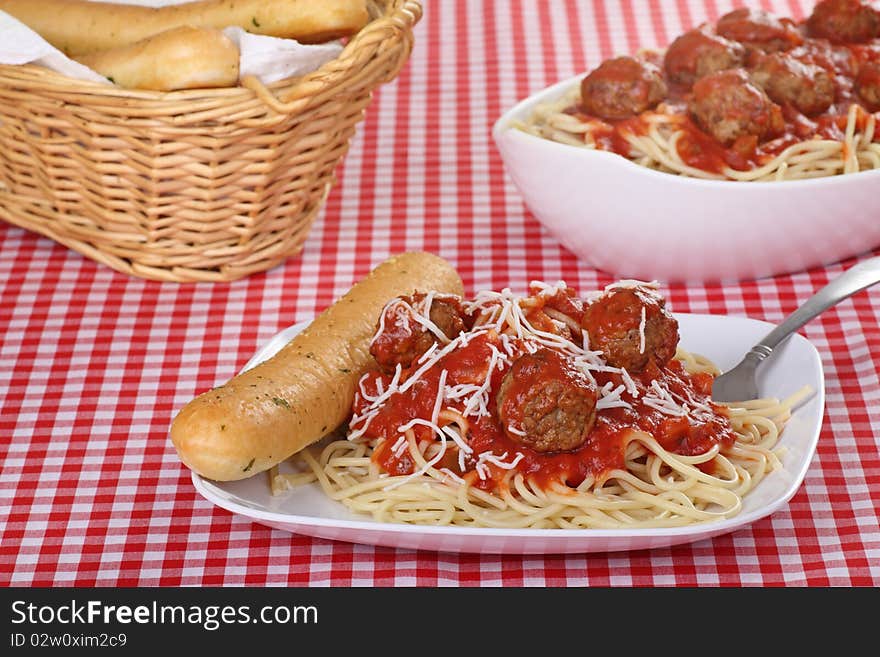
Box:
516 4 880 181
270 281 811 529
519 87 879 182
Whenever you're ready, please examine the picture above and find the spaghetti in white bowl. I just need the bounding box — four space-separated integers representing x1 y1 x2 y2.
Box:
493 79 880 283
192 308 823 555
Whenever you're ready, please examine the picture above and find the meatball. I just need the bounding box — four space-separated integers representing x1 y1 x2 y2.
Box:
496 349 598 453
688 68 785 146
750 52 836 115
581 285 679 373
369 293 468 373
855 61 880 109
716 8 803 53
807 0 880 44
787 39 856 78
664 26 746 87
427 295 467 340
580 56 668 120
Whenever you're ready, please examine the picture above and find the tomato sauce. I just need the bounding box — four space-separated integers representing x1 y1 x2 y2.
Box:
352 296 735 494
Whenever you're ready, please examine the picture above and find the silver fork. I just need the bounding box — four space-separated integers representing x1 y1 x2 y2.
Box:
711 256 880 403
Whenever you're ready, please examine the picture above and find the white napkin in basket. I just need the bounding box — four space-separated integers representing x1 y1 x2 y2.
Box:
223 28 343 85
0 0 344 87
0 12 109 83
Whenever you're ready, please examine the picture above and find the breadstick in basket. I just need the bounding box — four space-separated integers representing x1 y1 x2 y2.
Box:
0 0 370 56
76 26 239 91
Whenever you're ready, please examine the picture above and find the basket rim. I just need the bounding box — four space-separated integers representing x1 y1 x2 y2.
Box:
0 0 422 106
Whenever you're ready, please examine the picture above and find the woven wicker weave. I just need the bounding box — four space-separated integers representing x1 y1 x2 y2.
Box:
0 0 421 282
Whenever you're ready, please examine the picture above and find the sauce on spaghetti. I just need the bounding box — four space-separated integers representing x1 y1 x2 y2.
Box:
352 283 735 494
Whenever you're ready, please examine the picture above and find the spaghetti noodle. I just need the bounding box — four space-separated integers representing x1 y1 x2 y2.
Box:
270 281 811 529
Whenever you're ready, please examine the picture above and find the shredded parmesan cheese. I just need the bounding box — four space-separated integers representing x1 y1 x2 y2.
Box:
605 279 660 291
351 281 714 494
639 305 647 354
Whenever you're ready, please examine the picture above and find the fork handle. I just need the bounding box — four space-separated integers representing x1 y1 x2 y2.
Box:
757 255 880 356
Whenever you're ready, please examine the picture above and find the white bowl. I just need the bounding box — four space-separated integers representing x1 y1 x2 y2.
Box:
492 75 880 283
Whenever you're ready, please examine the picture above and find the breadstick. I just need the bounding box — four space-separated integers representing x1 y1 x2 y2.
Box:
76 26 239 91
0 0 370 56
170 252 465 482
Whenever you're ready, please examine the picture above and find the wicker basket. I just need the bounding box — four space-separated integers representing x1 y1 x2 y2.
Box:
0 0 421 282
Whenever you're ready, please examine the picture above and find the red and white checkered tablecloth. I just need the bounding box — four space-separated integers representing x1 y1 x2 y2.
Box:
2 0 878 587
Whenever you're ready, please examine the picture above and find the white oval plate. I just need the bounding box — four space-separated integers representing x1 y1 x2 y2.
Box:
191 313 825 554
